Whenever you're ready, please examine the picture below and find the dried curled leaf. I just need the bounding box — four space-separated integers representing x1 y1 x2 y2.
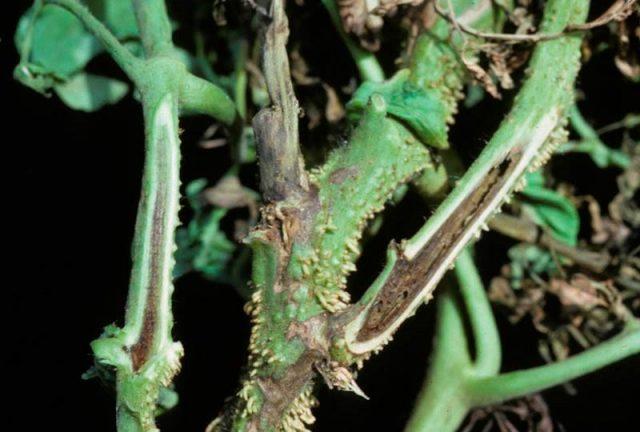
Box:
610 142 640 227
463 394 555 432
289 47 346 127
204 176 257 211
462 54 502 99
490 258 635 365
460 42 530 100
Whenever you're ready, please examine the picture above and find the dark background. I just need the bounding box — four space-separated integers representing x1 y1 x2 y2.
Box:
4 1 639 431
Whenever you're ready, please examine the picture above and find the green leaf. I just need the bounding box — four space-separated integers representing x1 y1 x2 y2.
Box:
346 69 449 149
14 1 138 96
519 171 580 246
54 73 129 111
464 84 486 108
16 5 101 78
86 0 138 39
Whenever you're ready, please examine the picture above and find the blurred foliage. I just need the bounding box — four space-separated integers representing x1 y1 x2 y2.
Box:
14 1 137 108
520 170 580 246
174 179 236 283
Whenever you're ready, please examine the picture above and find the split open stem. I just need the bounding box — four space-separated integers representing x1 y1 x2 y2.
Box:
343 0 590 356
41 1 237 430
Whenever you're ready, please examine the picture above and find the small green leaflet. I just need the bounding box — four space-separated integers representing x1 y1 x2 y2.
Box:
507 244 557 289
519 170 580 246
346 69 449 149
55 73 129 111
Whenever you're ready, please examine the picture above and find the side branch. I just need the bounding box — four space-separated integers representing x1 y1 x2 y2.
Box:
455 248 501 376
468 323 640 407
405 258 640 432
253 0 308 202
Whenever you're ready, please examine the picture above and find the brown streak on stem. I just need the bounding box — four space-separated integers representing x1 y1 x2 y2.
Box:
356 150 523 342
130 133 170 371
253 351 321 430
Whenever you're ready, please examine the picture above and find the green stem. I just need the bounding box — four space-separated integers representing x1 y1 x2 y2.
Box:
468 323 640 406
31 4 235 432
47 0 142 78
46 0 236 126
179 72 237 124
409 0 506 197
123 92 180 360
569 103 598 139
132 0 174 57
404 287 473 432
231 37 249 120
455 248 501 376
89 89 184 432
194 31 219 84
320 0 385 82
407 256 639 432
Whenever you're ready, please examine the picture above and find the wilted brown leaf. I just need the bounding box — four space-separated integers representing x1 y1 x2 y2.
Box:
615 17 640 80
462 55 501 99
579 195 630 245
304 102 323 129
322 83 345 123
486 45 515 90
290 48 320 86
338 0 427 51
610 142 640 227
199 124 228 149
489 276 545 325
548 274 609 311
463 394 555 432
204 176 256 210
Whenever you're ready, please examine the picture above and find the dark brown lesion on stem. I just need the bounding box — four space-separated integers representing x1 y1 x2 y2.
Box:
129 131 172 371
254 0 308 202
253 351 322 429
129 205 162 371
356 150 524 343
